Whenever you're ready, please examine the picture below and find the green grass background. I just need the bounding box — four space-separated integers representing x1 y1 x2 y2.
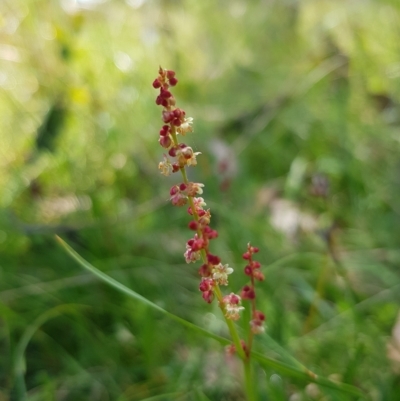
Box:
1 0 400 399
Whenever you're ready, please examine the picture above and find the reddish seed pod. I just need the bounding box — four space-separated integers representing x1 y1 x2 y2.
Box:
168 147 177 157
159 88 172 99
179 183 187 191
191 238 205 251
188 221 198 230
242 252 250 260
162 111 173 123
170 185 179 196
244 266 252 276
199 278 214 292
198 264 211 277
241 285 255 300
253 270 265 281
203 227 218 239
251 261 261 269
202 291 214 303
253 310 265 321
173 109 182 118
207 254 221 265
159 125 169 136
159 135 172 148
166 70 175 79
152 79 161 88
169 77 178 86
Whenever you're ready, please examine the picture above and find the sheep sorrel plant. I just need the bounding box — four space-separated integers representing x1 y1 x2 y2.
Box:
153 66 265 399
56 68 365 401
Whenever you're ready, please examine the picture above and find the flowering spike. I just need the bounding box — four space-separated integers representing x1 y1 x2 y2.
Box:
240 243 265 334
153 68 265 359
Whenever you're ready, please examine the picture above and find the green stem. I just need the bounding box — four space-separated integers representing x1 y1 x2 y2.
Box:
244 359 257 401
213 285 246 361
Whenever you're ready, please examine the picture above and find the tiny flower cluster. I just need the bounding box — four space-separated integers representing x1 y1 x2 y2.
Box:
240 244 266 334
242 244 265 283
153 68 196 177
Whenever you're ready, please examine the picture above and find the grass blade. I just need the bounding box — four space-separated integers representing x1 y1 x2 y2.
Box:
56 235 366 398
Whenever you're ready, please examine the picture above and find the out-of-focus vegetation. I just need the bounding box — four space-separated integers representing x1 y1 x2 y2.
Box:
1 0 400 400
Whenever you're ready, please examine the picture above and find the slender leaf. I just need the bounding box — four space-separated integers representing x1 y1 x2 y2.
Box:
56 235 367 398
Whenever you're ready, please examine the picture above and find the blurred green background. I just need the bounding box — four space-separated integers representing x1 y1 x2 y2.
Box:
1 0 400 400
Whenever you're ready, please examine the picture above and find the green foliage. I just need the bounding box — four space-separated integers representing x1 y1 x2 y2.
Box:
1 0 400 399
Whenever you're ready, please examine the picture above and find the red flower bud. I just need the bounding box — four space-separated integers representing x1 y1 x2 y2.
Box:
188 221 198 230
202 290 214 303
244 265 252 276
168 146 177 157
207 254 221 265
162 111 173 123
191 238 205 251
166 70 176 79
159 135 172 148
159 125 169 136
199 278 214 292
203 226 218 239
198 264 211 277
170 185 179 196
241 285 255 300
253 270 265 281
160 88 172 99
253 310 265 321
152 79 161 88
